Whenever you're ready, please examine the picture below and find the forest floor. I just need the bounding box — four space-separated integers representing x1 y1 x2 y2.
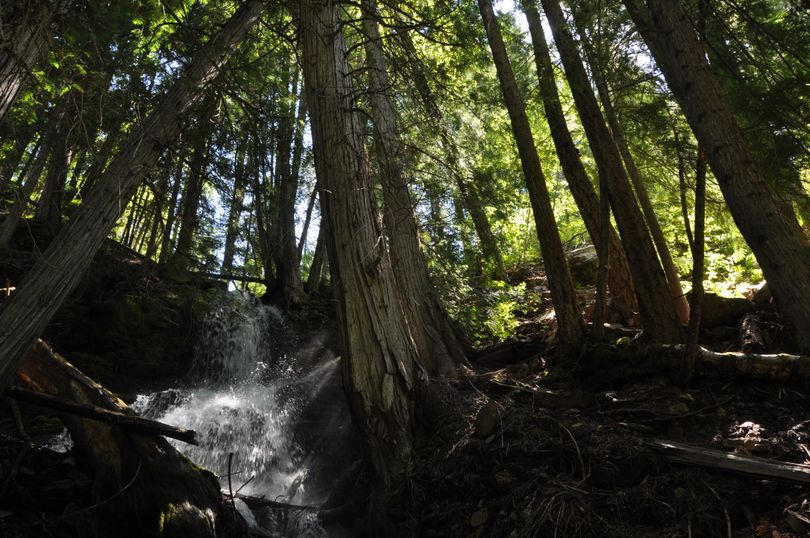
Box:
1 240 809 537
399 263 810 538
402 351 810 537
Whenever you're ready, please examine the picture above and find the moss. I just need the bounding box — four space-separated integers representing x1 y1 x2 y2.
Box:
159 503 176 532
158 501 216 538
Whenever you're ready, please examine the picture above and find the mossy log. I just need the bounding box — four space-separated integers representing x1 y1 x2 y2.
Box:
581 343 810 385
16 340 223 538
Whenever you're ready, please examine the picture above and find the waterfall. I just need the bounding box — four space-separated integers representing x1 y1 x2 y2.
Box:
133 291 307 501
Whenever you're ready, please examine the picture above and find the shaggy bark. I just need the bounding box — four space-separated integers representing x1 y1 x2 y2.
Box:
305 222 326 293
170 108 215 271
684 151 707 379
394 27 507 280
270 63 305 307
519 0 637 313
17 340 220 536
569 7 688 324
0 142 47 248
222 142 247 275
158 154 184 265
0 0 70 123
295 0 419 493
582 344 810 385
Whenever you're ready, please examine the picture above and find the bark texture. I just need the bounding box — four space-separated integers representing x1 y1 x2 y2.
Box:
0 1 266 393
623 0 810 351
479 0 585 348
363 0 466 375
270 64 305 307
171 109 215 271
0 142 47 248
222 142 247 275
295 0 418 493
18 340 220 536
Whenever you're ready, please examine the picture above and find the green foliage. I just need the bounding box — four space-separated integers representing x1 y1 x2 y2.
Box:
446 278 525 345
0 0 805 352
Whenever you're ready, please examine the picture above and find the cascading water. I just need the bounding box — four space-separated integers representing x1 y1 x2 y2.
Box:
133 291 307 501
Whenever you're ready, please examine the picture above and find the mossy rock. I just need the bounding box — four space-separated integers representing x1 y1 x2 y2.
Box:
160 502 216 538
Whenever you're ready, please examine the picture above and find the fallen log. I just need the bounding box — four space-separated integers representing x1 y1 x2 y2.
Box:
4 386 197 445
581 343 810 385
16 339 221 537
650 440 810 486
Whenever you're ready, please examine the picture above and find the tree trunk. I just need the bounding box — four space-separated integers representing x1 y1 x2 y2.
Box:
305 220 326 293
0 0 266 393
540 0 682 343
0 0 70 124
270 64 305 307
0 134 32 185
171 116 214 271
158 154 184 265
17 340 221 536
623 0 810 351
222 141 247 275
684 149 707 380
570 8 689 325
519 0 637 314
297 185 317 261
34 105 73 234
463 173 509 281
122 184 147 247
144 166 171 260
295 0 418 494
78 115 125 197
249 131 274 289
479 0 585 348
363 0 467 375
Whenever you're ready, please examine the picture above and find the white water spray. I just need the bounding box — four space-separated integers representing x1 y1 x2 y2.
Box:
133 291 306 500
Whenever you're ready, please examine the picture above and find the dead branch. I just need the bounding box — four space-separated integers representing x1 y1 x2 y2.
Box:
4 386 197 445
650 440 810 485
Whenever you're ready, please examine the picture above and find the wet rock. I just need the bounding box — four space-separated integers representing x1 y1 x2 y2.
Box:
160 502 216 538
